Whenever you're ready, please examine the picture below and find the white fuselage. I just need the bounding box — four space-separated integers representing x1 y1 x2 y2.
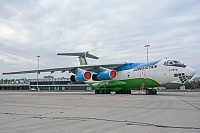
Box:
87 59 195 87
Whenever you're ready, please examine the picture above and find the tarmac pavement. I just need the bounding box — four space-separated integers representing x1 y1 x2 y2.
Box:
0 91 200 133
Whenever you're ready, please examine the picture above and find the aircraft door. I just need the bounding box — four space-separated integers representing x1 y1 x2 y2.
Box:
140 69 146 87
140 69 146 79
127 72 131 78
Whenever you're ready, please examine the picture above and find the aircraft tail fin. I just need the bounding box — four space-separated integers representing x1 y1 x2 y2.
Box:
57 51 99 65
79 54 88 65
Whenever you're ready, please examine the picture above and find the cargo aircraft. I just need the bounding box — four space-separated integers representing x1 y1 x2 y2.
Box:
2 52 196 94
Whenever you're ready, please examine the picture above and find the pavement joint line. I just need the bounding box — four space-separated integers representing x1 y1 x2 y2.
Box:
31 116 200 130
175 96 200 111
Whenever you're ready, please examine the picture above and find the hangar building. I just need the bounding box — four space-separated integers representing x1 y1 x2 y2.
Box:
0 76 92 91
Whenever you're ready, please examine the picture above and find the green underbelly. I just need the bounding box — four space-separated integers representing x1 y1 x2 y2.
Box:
87 78 160 91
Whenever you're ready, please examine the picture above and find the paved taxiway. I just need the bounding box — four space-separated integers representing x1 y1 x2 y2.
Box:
0 91 200 133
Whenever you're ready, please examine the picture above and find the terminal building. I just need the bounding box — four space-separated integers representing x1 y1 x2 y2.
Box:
0 76 93 91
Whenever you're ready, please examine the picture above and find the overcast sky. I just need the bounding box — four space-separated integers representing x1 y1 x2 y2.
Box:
0 0 200 79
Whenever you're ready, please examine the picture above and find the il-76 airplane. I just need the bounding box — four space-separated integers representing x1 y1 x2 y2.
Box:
2 52 195 95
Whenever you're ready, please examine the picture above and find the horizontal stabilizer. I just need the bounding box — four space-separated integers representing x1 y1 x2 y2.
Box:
57 51 99 59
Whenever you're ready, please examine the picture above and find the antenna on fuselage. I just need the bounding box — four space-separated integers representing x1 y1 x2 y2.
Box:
57 51 99 65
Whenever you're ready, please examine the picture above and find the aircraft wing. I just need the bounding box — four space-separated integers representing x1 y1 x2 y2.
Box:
2 63 124 75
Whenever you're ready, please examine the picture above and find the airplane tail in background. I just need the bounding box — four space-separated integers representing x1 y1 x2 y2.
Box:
57 51 99 65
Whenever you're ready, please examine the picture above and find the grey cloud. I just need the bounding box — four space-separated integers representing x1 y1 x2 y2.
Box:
0 0 200 78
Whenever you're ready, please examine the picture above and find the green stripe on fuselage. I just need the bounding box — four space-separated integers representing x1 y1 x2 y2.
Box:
124 78 160 88
87 78 160 91
91 81 126 88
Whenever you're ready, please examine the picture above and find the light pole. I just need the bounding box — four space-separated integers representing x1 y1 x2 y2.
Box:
145 44 150 62
36 55 40 92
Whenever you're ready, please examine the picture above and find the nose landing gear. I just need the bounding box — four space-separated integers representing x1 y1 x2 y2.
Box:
145 88 157 95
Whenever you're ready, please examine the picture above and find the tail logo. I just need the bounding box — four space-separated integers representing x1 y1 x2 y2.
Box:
79 55 88 65
81 58 86 65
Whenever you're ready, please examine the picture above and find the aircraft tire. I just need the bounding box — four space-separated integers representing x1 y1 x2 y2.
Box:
100 89 103 94
127 90 131 94
106 90 111 94
116 90 131 94
116 91 120 94
153 89 157 95
95 89 100 94
116 90 123 94
146 89 157 95
104 89 110 94
146 89 150 95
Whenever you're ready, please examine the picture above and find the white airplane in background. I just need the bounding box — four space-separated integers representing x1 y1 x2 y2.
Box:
2 52 195 95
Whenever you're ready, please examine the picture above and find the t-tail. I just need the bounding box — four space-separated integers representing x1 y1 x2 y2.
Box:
57 51 99 65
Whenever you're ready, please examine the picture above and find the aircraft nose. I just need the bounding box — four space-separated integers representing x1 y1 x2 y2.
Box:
173 66 195 84
185 66 196 77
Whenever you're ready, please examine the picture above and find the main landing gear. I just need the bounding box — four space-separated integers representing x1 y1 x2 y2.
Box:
95 89 131 94
95 89 111 94
116 90 131 94
95 88 157 95
145 88 157 95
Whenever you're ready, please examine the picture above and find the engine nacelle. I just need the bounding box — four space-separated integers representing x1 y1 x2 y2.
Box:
70 71 91 82
92 70 117 81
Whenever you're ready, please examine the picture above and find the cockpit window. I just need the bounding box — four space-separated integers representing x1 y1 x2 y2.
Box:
173 60 178 64
169 61 173 65
163 60 186 67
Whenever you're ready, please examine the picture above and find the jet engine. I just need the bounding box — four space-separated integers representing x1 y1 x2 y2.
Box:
70 69 91 82
92 70 117 81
